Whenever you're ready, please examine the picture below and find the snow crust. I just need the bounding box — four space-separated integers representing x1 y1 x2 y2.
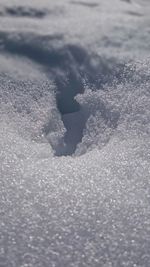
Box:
0 0 150 266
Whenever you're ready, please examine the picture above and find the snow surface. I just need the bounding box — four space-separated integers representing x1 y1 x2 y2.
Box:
0 0 150 266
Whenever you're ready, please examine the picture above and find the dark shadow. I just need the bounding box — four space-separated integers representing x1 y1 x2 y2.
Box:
126 11 143 17
121 0 131 3
0 33 65 67
0 6 65 18
71 1 99 8
5 6 48 18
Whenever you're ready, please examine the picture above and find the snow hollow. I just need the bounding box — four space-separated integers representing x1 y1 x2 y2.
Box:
0 0 150 266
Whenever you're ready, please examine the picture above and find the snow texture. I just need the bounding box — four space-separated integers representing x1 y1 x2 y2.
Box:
0 0 150 266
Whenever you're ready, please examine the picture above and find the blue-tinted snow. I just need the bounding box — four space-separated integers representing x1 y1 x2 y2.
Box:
0 0 150 266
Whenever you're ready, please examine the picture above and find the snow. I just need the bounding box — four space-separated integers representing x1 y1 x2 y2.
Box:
0 0 150 266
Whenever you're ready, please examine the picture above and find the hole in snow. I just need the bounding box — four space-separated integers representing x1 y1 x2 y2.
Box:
0 32 125 156
46 45 125 157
